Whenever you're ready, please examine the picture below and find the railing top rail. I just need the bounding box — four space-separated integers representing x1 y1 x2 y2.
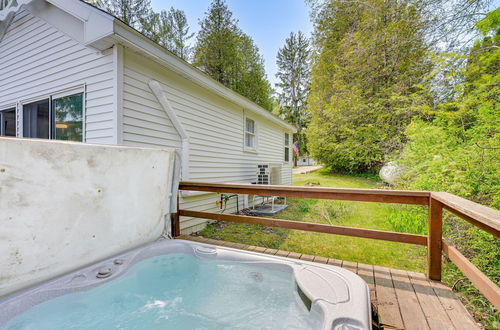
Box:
432 192 500 237
179 181 431 196
179 181 430 205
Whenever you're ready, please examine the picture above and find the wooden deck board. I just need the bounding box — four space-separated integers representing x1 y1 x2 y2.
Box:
327 258 342 267
407 271 455 330
390 268 430 329
275 250 290 257
428 279 479 330
373 265 405 329
342 260 358 273
357 263 377 306
177 236 479 329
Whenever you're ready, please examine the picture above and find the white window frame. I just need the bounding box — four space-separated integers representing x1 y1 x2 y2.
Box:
244 115 257 153
16 85 85 142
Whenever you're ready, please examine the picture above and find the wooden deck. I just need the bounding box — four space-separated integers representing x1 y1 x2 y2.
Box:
178 235 480 330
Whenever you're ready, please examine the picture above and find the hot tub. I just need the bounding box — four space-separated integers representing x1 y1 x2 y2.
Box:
0 239 371 330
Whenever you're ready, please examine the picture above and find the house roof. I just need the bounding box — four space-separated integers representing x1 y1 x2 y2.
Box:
0 0 296 132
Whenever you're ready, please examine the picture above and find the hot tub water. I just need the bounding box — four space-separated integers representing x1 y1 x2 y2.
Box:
2 254 321 330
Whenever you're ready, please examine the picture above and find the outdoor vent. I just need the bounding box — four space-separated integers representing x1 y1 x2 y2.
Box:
256 164 270 184
256 164 282 185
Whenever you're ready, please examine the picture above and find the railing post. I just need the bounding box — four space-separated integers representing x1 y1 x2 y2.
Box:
428 197 443 280
171 193 180 237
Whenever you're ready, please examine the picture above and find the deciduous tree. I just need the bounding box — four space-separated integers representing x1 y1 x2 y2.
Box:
276 31 311 160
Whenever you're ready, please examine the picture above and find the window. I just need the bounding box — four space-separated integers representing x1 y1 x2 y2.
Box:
52 93 83 141
0 108 16 137
23 99 50 139
284 133 290 162
21 91 83 142
245 117 256 150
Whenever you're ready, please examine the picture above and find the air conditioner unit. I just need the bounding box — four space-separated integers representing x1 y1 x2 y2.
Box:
256 164 282 185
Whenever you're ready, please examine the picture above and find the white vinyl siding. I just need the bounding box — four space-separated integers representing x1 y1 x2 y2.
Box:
0 9 115 144
0 6 292 235
122 49 292 233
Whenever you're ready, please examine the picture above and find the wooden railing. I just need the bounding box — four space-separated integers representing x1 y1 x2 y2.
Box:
174 181 500 309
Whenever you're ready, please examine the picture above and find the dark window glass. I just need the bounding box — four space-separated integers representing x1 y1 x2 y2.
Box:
52 93 83 141
284 133 290 162
0 108 16 136
23 100 50 139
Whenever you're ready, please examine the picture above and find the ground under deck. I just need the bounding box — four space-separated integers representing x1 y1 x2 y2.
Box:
177 235 479 330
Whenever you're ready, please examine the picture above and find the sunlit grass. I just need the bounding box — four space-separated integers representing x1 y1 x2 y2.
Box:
199 168 427 272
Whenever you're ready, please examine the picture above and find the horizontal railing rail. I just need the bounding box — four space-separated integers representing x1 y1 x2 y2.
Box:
178 182 430 205
179 209 428 245
175 181 500 309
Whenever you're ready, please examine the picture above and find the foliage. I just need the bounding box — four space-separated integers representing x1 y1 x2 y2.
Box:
193 0 273 110
88 0 193 60
391 11 499 327
396 12 499 207
306 0 434 173
141 8 194 60
275 31 311 156
94 0 151 29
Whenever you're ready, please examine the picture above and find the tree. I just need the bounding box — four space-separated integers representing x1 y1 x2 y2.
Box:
98 0 151 30
275 31 310 161
88 1 193 60
166 8 194 60
307 0 433 173
139 10 169 46
193 0 272 110
391 13 499 324
140 8 194 60
235 34 273 110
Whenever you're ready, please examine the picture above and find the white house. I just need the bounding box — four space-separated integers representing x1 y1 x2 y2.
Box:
297 156 317 167
0 0 296 233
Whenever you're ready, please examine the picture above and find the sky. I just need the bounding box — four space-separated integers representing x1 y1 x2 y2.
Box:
150 0 314 88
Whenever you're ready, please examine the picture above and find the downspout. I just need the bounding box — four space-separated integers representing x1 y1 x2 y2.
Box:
148 80 214 198
148 80 190 181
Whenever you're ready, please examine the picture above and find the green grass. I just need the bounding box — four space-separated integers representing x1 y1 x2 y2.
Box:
199 168 427 272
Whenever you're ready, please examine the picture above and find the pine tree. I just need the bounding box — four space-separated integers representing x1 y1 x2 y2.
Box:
235 34 273 110
193 0 272 110
139 10 169 46
140 8 193 60
275 31 310 159
193 0 239 85
166 8 195 60
90 0 194 61
99 0 151 30
307 0 433 173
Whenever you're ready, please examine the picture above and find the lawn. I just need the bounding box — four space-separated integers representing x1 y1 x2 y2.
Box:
199 168 427 272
